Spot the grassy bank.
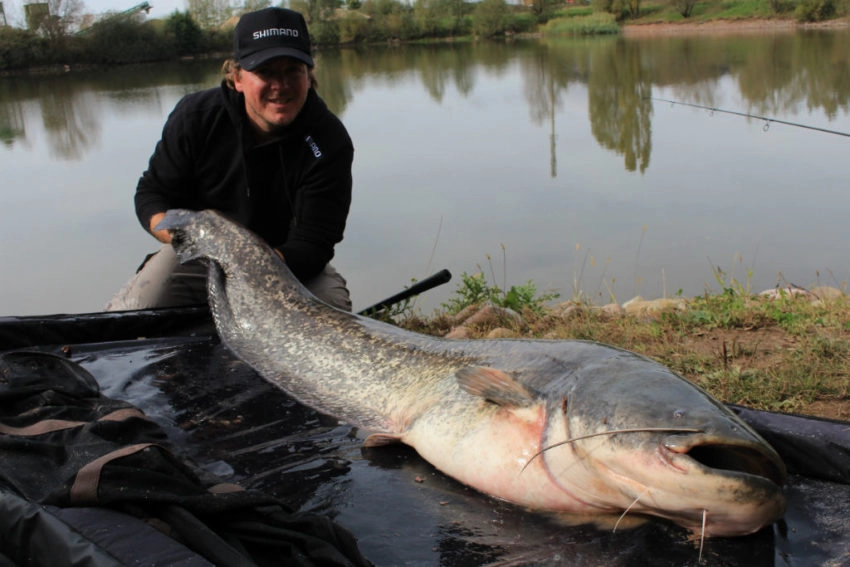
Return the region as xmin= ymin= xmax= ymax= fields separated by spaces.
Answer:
xmin=395 ymin=279 xmax=850 ymax=422
xmin=543 ymin=0 xmax=850 ymax=36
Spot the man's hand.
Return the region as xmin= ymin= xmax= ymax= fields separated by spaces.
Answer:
xmin=149 ymin=212 xmax=172 ymax=244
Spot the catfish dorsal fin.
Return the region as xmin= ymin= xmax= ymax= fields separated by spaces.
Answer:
xmin=456 ymin=366 xmax=535 ymax=407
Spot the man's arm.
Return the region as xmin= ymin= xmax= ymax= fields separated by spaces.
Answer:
xmin=135 ymin=93 xmax=204 ymax=243
xmin=148 ymin=211 xmax=172 ymax=244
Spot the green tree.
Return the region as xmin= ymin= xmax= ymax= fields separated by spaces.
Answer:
xmin=336 ymin=9 xmax=370 ymax=42
xmin=187 ymin=0 xmax=232 ymax=29
xmin=529 ymin=0 xmax=562 ymax=17
xmin=361 ymin=0 xmax=415 ymax=40
xmin=292 ymin=0 xmax=342 ymax=23
xmin=472 ymin=0 xmax=507 ymax=37
xmin=592 ymin=0 xmax=632 ymax=20
xmin=85 ymin=18 xmax=171 ymax=63
xmin=413 ymin=0 xmax=441 ymax=36
xmin=624 ymin=0 xmax=640 ymax=18
xmin=795 ymin=0 xmax=835 ymax=21
xmin=243 ymin=0 xmax=271 ymax=11
xmin=673 ymin=0 xmax=696 ymax=17
xmin=445 ymin=0 xmax=465 ymax=33
xmin=0 ymin=26 xmax=46 ymax=69
xmin=165 ymin=11 xmax=203 ymax=55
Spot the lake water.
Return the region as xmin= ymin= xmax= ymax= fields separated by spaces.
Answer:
xmin=2 ymin=30 xmax=849 ymax=316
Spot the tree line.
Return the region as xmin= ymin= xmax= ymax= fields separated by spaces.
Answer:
xmin=3 ymin=0 xmax=846 ymax=72
xmin=0 ymin=0 xmax=553 ymax=71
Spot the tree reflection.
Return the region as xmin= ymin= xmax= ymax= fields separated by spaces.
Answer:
xmin=738 ymin=31 xmax=850 ymax=120
xmin=0 ymin=79 xmax=31 ymax=149
xmin=314 ymin=49 xmax=356 ymax=116
xmin=38 ymin=79 xmax=100 ymax=161
xmin=588 ymin=38 xmax=652 ymax=173
xmin=0 ymin=98 xmax=27 ymax=149
xmin=521 ymin=39 xmax=598 ymax=178
xmin=2 ymin=32 xmax=849 ymax=166
xmin=522 ymin=43 xmax=565 ymax=178
xmin=0 ymin=60 xmax=224 ymax=161
xmin=640 ymin=31 xmax=850 ymax=128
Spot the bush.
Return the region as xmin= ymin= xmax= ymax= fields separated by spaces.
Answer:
xmin=84 ymin=20 xmax=173 ymax=63
xmin=542 ymin=12 xmax=619 ymax=34
xmin=794 ymin=0 xmax=836 ymax=20
xmin=0 ymin=28 xmax=47 ymax=70
xmin=311 ymin=20 xmax=341 ymax=45
xmin=591 ymin=0 xmax=630 ymax=20
xmin=441 ymin=272 xmax=559 ymax=315
xmin=505 ymin=12 xmax=538 ymax=33
xmin=673 ymin=0 xmax=698 ymax=17
xmin=337 ymin=11 xmax=372 ymax=43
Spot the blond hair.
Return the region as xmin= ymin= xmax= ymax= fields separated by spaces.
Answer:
xmin=221 ymin=58 xmax=318 ymax=90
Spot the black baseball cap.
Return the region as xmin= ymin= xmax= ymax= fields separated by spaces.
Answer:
xmin=234 ymin=8 xmax=313 ymax=70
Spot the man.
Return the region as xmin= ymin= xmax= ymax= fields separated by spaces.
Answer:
xmin=106 ymin=7 xmax=354 ymax=312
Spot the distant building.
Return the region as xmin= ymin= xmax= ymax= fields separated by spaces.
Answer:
xmin=24 ymin=2 xmax=49 ymax=31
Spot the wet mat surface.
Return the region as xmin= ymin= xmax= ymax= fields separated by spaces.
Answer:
xmin=2 ymin=307 xmax=849 ymax=567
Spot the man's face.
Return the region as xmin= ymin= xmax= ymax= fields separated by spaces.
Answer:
xmin=234 ymin=57 xmax=310 ymax=137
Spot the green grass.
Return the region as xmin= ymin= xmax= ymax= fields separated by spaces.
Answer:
xmin=394 ymin=272 xmax=850 ymax=419
xmin=629 ymin=0 xmax=790 ymax=23
xmin=542 ymin=12 xmax=621 ymax=35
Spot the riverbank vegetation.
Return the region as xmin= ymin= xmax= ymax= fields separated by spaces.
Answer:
xmin=391 ymin=271 xmax=850 ymax=423
xmin=2 ymin=0 xmax=848 ymax=72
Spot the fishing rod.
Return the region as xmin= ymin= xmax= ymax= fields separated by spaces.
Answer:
xmin=647 ymin=97 xmax=850 ymax=138
xmin=358 ymin=269 xmax=452 ymax=316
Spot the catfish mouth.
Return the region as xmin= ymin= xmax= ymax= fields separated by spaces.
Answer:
xmin=665 ymin=437 xmax=786 ymax=487
xmin=650 ymin=437 xmax=787 ymax=535
xmin=686 ymin=443 xmax=786 ymax=486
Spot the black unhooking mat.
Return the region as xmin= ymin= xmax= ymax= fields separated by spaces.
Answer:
xmin=0 ymin=350 xmax=372 ymax=567
xmin=2 ymin=308 xmax=850 ymax=566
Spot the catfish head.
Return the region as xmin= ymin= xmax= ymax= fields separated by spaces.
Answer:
xmin=533 ymin=355 xmax=786 ymax=537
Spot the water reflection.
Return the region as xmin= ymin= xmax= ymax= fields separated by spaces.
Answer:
xmin=0 ymin=79 xmax=31 ymax=149
xmin=0 ymin=61 xmax=224 ymax=159
xmin=588 ymin=38 xmax=653 ymax=172
xmin=1 ymin=32 xmax=849 ymax=316
xmin=40 ymin=79 xmax=100 ymax=160
xmin=3 ymin=32 xmax=848 ymax=165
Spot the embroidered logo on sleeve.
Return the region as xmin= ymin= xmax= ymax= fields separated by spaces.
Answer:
xmin=304 ymin=135 xmax=322 ymax=159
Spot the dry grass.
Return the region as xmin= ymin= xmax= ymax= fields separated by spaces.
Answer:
xmin=398 ymin=290 xmax=850 ymax=421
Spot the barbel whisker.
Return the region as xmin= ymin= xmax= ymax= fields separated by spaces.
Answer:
xmin=698 ymin=509 xmax=707 ymax=563
xmin=613 ymin=489 xmax=648 ymax=533
xmin=521 ymin=427 xmax=703 ymax=473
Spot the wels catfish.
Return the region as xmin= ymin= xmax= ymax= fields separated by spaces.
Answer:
xmin=158 ymin=209 xmax=786 ymax=537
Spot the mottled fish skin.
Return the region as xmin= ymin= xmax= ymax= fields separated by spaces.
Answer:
xmin=158 ymin=209 xmax=787 ymax=537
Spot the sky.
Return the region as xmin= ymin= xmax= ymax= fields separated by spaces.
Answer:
xmin=98 ymin=0 xmax=186 ymax=19
xmin=2 ymin=0 xmax=187 ymax=26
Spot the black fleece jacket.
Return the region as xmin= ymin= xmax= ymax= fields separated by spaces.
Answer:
xmin=135 ymin=81 xmax=353 ymax=282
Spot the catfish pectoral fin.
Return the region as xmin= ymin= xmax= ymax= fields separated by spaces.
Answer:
xmin=456 ymin=366 xmax=536 ymax=407
xmin=363 ymin=433 xmax=404 ymax=447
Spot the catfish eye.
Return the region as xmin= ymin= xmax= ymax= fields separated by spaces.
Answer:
xmin=673 ymin=410 xmax=685 ymax=419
